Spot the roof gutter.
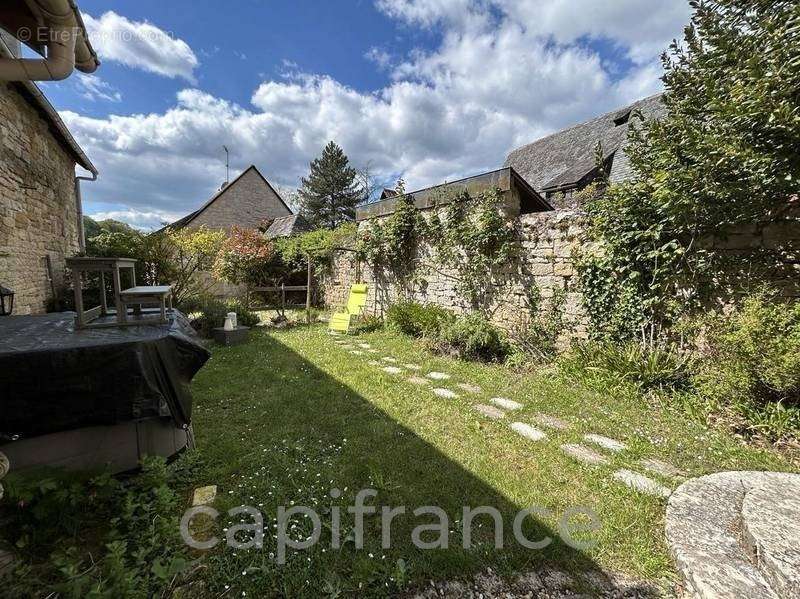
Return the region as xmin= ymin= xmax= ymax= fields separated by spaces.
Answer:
xmin=0 ymin=0 xmax=99 ymax=81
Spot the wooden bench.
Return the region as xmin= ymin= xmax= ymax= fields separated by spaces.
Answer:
xmin=119 ymin=286 xmax=173 ymax=324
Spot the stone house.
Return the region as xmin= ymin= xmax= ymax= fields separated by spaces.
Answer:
xmin=168 ymin=164 xmax=301 ymax=235
xmin=168 ymin=164 xmax=309 ymax=297
xmin=0 ymin=20 xmax=99 ymax=315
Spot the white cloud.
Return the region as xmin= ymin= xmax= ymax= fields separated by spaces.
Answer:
xmin=88 ymin=209 xmax=179 ymax=231
xmin=75 ymin=74 xmax=122 ymax=102
xmin=365 ymin=47 xmax=393 ymax=70
xmin=83 ymin=11 xmax=199 ymax=81
xmin=66 ymin=1 xmax=687 ymax=230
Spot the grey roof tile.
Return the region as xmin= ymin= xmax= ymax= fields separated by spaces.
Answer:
xmin=504 ymin=94 xmax=666 ymax=192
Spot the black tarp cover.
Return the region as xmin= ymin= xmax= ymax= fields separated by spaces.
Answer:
xmin=0 ymin=311 xmax=210 ymax=440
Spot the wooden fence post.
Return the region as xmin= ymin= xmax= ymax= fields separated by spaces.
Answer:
xmin=306 ymin=253 xmax=312 ymax=324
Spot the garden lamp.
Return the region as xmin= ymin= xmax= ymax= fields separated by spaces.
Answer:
xmin=0 ymin=285 xmax=14 ymax=316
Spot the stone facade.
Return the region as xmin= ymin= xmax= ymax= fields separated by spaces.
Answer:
xmin=0 ymin=82 xmax=81 ymax=315
xmin=185 ymin=166 xmax=291 ymax=230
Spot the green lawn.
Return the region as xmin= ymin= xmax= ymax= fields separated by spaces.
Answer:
xmin=187 ymin=323 xmax=797 ymax=597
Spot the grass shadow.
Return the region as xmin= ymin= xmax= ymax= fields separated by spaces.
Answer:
xmin=189 ymin=328 xmax=631 ymax=597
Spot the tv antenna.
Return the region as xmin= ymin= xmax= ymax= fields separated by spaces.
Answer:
xmin=223 ymin=145 xmax=230 ymax=184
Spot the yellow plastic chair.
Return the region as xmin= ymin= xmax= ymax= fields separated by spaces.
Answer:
xmin=329 ymin=284 xmax=368 ymax=333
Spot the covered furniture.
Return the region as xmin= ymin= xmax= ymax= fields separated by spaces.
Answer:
xmin=329 ymin=284 xmax=368 ymax=333
xmin=0 ymin=310 xmax=209 ymax=473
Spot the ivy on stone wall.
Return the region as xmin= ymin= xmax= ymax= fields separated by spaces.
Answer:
xmin=356 ymin=186 xmax=515 ymax=312
xmin=427 ymin=188 xmax=515 ymax=311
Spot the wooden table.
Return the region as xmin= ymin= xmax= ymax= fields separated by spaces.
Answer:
xmin=119 ymin=285 xmax=173 ymax=324
xmin=66 ymin=257 xmax=137 ymax=328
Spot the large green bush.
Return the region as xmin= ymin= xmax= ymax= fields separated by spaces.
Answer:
xmin=433 ymin=312 xmax=510 ymax=362
xmin=693 ymin=294 xmax=800 ymax=439
xmin=386 ymin=301 xmax=454 ymax=338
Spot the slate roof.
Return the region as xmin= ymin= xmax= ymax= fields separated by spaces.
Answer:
xmin=504 ymin=94 xmax=665 ymax=193
xmin=264 ymin=214 xmax=311 ymax=238
xmin=357 ymin=167 xmax=552 ymax=221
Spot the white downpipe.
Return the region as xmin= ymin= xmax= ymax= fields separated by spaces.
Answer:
xmin=75 ymin=171 xmax=97 ymax=251
xmin=0 ymin=24 xmax=76 ymax=81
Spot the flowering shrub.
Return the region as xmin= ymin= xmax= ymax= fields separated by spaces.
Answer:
xmin=214 ymin=226 xmax=280 ymax=287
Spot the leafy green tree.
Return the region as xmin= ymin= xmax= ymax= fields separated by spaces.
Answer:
xmin=583 ymin=0 xmax=800 ymax=340
xmin=298 ymin=141 xmax=363 ymax=229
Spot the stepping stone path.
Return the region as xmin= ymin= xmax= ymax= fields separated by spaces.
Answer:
xmin=403 ymin=363 xmax=421 ymax=370
xmin=427 ymin=372 xmax=451 ymax=380
xmin=613 ymin=469 xmax=672 ymax=498
xmin=474 ymin=404 xmax=505 ymax=420
xmin=457 ymin=383 xmax=482 ymax=394
xmin=490 ymin=397 xmax=522 ymax=411
xmin=533 ymin=413 xmax=570 ymax=431
xmin=511 ymin=422 xmax=547 ymax=442
xmin=560 ymin=444 xmax=609 ymax=466
xmin=639 ymin=457 xmax=683 ymax=479
xmin=382 ymin=366 xmax=403 ymax=375
xmin=358 ymin=343 xmax=371 ymax=349
xmin=382 ymin=357 xmax=398 ymax=363
xmin=584 ymin=433 xmax=627 ymax=452
xmin=433 ymin=388 xmax=458 ymax=399
xmin=408 ymin=376 xmax=430 ymax=386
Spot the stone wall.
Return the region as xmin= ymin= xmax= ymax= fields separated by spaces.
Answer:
xmin=322 ymin=204 xmax=799 ymax=345
xmin=323 ymin=209 xmax=591 ymax=345
xmin=0 ymin=83 xmax=80 ymax=315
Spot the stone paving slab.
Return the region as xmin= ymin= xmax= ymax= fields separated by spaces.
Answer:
xmin=433 ymin=388 xmax=458 ymax=399
xmin=490 ymin=397 xmax=522 ymax=410
xmin=350 ymin=350 xmax=364 ymax=355
xmin=382 ymin=366 xmax=403 ymax=375
xmin=560 ymin=444 xmax=609 ymax=466
xmin=742 ymin=475 xmax=800 ymax=597
xmin=584 ymin=434 xmax=627 ymax=452
xmin=613 ymin=469 xmax=672 ymax=498
xmin=192 ymin=485 xmax=218 ymax=506
xmin=408 ymin=376 xmax=430 ymax=385
xmin=358 ymin=343 xmax=371 ymax=349
xmin=427 ymin=372 xmax=451 ymax=380
xmin=368 ymin=360 xmax=381 ymax=366
xmin=533 ymin=413 xmax=570 ymax=430
xmin=510 ymin=422 xmax=547 ymax=442
xmin=367 ymin=348 xmax=380 ymax=353
xmin=382 ymin=357 xmax=398 ymax=363
xmin=403 ymin=363 xmax=421 ymax=370
xmin=458 ymin=383 xmax=482 ymax=394
xmin=639 ymin=458 xmax=683 ymax=479
xmin=665 ymin=471 xmax=799 ymax=599
xmin=474 ymin=404 xmax=505 ymax=420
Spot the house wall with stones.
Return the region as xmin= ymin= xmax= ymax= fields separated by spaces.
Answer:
xmin=189 ymin=168 xmax=291 ymax=230
xmin=0 ymin=82 xmax=80 ymax=315
xmin=322 ymin=204 xmax=799 ymax=345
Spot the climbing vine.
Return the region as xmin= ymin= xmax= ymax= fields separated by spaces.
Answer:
xmin=356 ymin=185 xmax=515 ymax=312
xmin=427 ymin=188 xmax=515 ymax=311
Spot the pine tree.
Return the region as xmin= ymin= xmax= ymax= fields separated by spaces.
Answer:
xmin=298 ymin=141 xmax=363 ymax=229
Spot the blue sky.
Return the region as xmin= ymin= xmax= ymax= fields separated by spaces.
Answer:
xmin=39 ymin=0 xmax=691 ymax=229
